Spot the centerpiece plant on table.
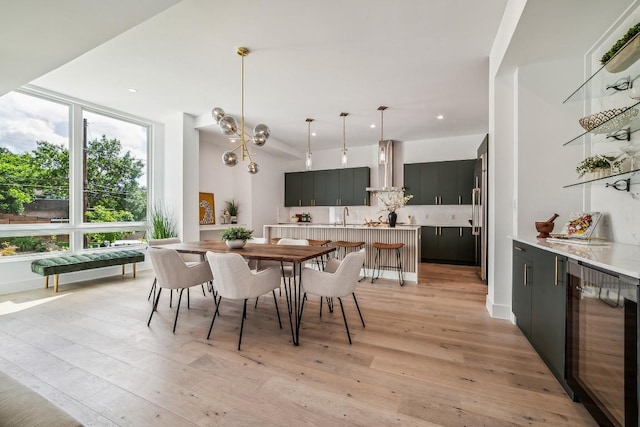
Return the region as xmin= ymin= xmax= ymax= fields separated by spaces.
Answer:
xmin=220 ymin=226 xmax=253 ymax=248
xmin=374 ymin=188 xmax=413 ymax=228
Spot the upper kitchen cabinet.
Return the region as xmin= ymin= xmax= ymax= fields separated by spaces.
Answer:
xmin=404 ymin=159 xmax=475 ymax=205
xmin=284 ymin=167 xmax=369 ymax=207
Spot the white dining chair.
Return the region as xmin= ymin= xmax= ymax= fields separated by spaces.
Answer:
xmin=147 ymin=247 xmax=214 ymax=333
xmin=206 ymin=252 xmax=283 ymax=350
xmin=147 ymin=237 xmax=208 ymax=302
xmin=299 ymin=250 xmax=366 ymax=344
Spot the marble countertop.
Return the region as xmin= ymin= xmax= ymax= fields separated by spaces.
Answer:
xmin=512 ymin=234 xmax=640 ymax=279
xmin=270 ymin=223 xmax=421 ymax=230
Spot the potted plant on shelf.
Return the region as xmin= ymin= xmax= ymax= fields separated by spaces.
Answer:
xmin=220 ymin=226 xmax=253 ymax=248
xmin=576 ymin=155 xmax=622 ymax=179
xmin=601 ymin=22 xmax=640 ymax=73
xmin=225 ymin=199 xmax=240 ymax=224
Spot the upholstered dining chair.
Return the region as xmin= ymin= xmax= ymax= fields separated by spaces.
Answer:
xmin=147 ymin=247 xmax=214 ymax=333
xmin=255 ymin=238 xmax=309 ymax=307
xmin=299 ymin=249 xmax=366 ymax=344
xmin=147 ymin=237 xmax=208 ymax=302
xmin=206 ymin=252 xmax=283 ymax=350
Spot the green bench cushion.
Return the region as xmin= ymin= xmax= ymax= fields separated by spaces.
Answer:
xmin=31 ymin=250 xmax=145 ymax=276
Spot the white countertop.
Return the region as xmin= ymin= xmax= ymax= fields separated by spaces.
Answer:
xmin=512 ymin=234 xmax=640 ymax=279
xmin=270 ymin=223 xmax=421 ymax=230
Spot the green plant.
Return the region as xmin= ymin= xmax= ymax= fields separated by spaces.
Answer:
xmin=576 ymin=155 xmax=622 ymax=177
xmin=220 ymin=226 xmax=253 ymax=241
xmin=149 ymin=203 xmax=178 ymax=239
xmin=0 ymin=242 xmax=18 ymax=256
xmin=225 ymin=199 xmax=240 ymax=216
xmin=601 ymin=22 xmax=640 ymax=65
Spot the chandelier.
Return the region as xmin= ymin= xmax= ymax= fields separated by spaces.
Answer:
xmin=212 ymin=47 xmax=269 ymax=174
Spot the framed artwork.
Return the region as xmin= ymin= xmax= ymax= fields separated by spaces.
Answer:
xmin=199 ymin=192 xmax=215 ymax=225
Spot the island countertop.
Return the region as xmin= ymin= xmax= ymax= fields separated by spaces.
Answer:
xmin=264 ymin=224 xmax=421 ymax=282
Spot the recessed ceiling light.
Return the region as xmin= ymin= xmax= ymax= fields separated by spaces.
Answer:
xmin=370 ymin=124 xmax=376 ymax=128
xmin=311 ymin=132 xmax=317 ymax=136
xmin=230 ymin=139 xmax=236 ymax=143
xmin=128 ymin=88 xmax=138 ymax=93
xmin=436 ymin=114 xmax=444 ymax=120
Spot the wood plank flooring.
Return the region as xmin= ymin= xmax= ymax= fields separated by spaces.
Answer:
xmin=0 ymin=263 xmax=597 ymax=426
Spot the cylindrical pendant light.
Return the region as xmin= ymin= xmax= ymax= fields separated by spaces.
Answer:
xmin=305 ymin=118 xmax=314 ymax=170
xmin=340 ymin=112 xmax=349 ymax=168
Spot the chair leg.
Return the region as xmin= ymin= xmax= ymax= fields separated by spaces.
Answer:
xmin=272 ymin=290 xmax=282 ymax=329
xmin=207 ymin=295 xmax=222 ymax=339
xmin=170 ymin=289 xmax=173 ymax=307
xmin=396 ymin=248 xmax=405 ymax=286
xmin=173 ymin=288 xmax=184 ymax=333
xmin=201 ymin=283 xmax=206 ymax=296
xmin=147 ymin=278 xmax=157 ymax=301
xmin=353 ymin=293 xmax=365 ymax=327
xmin=319 ymin=295 xmax=322 ymax=318
xmin=238 ymin=299 xmax=248 ymax=351
xmin=187 ymin=287 xmax=190 ymax=309
xmin=337 ymin=297 xmax=352 ymax=345
xmin=254 ymin=297 xmax=259 ymax=309
xmin=371 ymin=249 xmax=380 ymax=283
xmin=147 ymin=288 xmax=162 ymax=327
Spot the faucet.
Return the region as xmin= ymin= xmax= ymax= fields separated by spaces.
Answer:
xmin=343 ymin=206 xmax=349 ymax=226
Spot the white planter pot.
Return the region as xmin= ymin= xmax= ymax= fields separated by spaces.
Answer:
xmin=225 ymin=239 xmax=246 ymax=249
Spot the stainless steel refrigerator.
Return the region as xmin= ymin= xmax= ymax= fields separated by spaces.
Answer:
xmin=472 ymin=135 xmax=488 ymax=282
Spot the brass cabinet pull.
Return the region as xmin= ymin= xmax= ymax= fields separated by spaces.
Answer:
xmin=554 ymin=256 xmax=559 ymax=286
xmin=524 ymin=263 xmax=528 ymax=286
xmin=299 ymin=200 xmax=302 ymax=207
xmin=459 ymin=227 xmax=463 ymax=237
xmin=434 ymin=227 xmax=438 ymax=236
xmin=458 ymin=195 xmax=462 ymax=204
xmin=435 ymin=196 xmax=438 ymax=204
xmin=514 ymin=246 xmax=524 ymax=252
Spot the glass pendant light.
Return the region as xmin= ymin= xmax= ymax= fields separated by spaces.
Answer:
xmin=340 ymin=112 xmax=349 ymax=168
xmin=378 ymin=106 xmax=388 ymax=164
xmin=305 ymin=118 xmax=313 ymax=170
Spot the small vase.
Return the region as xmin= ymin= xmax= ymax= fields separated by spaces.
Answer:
xmin=225 ymin=239 xmax=246 ymax=249
xmin=388 ymin=211 xmax=397 ymax=228
xmin=230 ymin=216 xmax=237 ymax=224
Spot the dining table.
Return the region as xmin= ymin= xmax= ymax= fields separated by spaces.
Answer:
xmin=154 ymin=240 xmax=335 ymax=346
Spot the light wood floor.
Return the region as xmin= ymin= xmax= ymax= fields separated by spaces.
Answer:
xmin=0 ymin=264 xmax=597 ymax=426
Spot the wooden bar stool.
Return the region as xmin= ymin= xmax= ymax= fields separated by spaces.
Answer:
xmin=334 ymin=241 xmax=366 ymax=281
xmin=371 ymin=242 xmax=405 ymax=286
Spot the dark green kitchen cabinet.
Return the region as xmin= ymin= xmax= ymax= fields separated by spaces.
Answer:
xmin=512 ymin=241 xmax=571 ymax=397
xmin=421 ymin=226 xmax=476 ymax=265
xmin=284 ymin=167 xmax=369 ymax=207
xmin=404 ymin=159 xmax=475 ymax=205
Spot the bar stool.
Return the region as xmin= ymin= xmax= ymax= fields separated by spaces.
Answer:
xmin=307 ymin=239 xmax=332 ymax=270
xmin=371 ymin=242 xmax=405 ymax=286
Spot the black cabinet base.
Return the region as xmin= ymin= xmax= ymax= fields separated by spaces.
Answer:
xmin=421 ymin=258 xmax=478 ymax=266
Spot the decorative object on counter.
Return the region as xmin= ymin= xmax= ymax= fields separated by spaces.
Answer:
xmin=601 ymin=23 xmax=640 ymax=72
xmin=212 ymin=47 xmax=269 ymax=174
xmin=374 ymin=188 xmax=413 ymax=228
xmin=578 ymin=107 xmax=638 ymax=134
xmin=575 ymin=155 xmax=622 ymax=178
xmin=535 ymin=213 xmax=558 ymax=238
xmin=305 ymin=118 xmax=314 ymax=170
xmin=340 ymin=112 xmax=349 ymax=168
xmin=198 ymin=192 xmax=215 ymax=225
xmin=221 ymin=226 xmax=254 ymax=248
xmin=555 ymin=212 xmax=603 ymax=240
xmin=225 ymin=199 xmax=239 ymax=224
xmin=149 ymin=203 xmax=178 ymax=239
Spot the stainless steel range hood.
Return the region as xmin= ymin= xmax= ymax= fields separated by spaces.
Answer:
xmin=366 ymin=139 xmax=402 ymax=192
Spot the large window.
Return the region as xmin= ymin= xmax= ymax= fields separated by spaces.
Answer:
xmin=0 ymin=89 xmax=150 ymax=257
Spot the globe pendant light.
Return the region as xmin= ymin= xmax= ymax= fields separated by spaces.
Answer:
xmin=305 ymin=118 xmax=314 ymax=170
xmin=212 ymin=47 xmax=269 ymax=174
xmin=340 ymin=112 xmax=349 ymax=168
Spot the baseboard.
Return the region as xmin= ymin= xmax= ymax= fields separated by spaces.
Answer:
xmin=485 ymin=295 xmax=511 ymax=319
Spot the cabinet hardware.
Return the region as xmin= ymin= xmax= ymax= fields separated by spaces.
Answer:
xmin=434 ymin=227 xmax=438 ymax=236
xmin=364 ymin=197 xmax=367 ymax=205
xmin=524 ymin=264 xmax=528 ymax=286
xmin=299 ymin=200 xmax=301 ymax=207
xmin=514 ymin=246 xmax=524 ymax=252
xmin=459 ymin=227 xmax=463 ymax=237
xmin=554 ymin=256 xmax=559 ymax=286
xmin=576 ymin=286 xmax=586 ymax=293
xmin=458 ymin=195 xmax=461 ymax=204
xmin=435 ymin=196 xmax=438 ymax=204
xmin=336 ymin=199 xmax=339 ymax=206
xmin=439 ymin=196 xmax=442 ymax=205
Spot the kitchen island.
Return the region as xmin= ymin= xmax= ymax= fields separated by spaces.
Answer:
xmin=264 ymin=224 xmax=421 ymax=282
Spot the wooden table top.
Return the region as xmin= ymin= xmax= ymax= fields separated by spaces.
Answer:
xmin=155 ymin=240 xmax=335 ymax=263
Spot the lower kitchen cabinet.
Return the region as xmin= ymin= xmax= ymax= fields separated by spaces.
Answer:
xmin=512 ymin=241 xmax=572 ymax=397
xmin=421 ymin=226 xmax=476 ymax=265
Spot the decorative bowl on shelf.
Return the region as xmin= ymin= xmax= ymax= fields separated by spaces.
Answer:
xmin=578 ymin=107 xmax=638 ymax=134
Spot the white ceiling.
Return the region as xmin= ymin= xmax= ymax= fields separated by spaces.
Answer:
xmin=3 ymin=0 xmax=508 ymax=155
